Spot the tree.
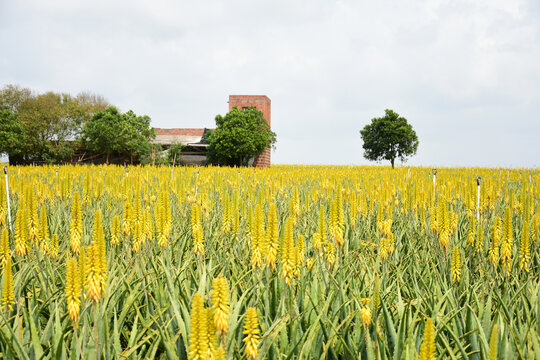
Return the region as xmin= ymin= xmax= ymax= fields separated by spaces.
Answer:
xmin=17 ymin=92 xmax=74 ymax=160
xmin=59 ymin=92 xmax=111 ymax=139
xmin=74 ymin=91 xmax=110 ymax=123
xmin=140 ymin=144 xmax=168 ymax=166
xmin=167 ymin=143 xmax=184 ymax=165
xmin=121 ymin=110 xmax=155 ymax=161
xmin=360 ymin=109 xmax=418 ymax=168
xmin=0 ymin=84 xmax=33 ymax=113
xmin=82 ymin=106 xmax=155 ymax=164
xmin=1 ymin=84 xmax=113 ymax=164
xmin=0 ymin=110 xmax=26 ymax=161
xmin=206 ymin=106 xmax=276 ymax=167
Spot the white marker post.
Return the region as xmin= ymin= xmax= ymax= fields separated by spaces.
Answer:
xmin=432 ymin=169 xmax=437 ymax=189
xmin=476 ymin=177 xmax=481 ymax=221
xmin=4 ymin=166 xmax=12 ymax=233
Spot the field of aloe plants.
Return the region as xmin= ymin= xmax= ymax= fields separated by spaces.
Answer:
xmin=0 ymin=164 xmax=538 ymax=359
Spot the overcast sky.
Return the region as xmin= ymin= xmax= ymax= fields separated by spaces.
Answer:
xmin=1 ymin=0 xmax=539 ymax=167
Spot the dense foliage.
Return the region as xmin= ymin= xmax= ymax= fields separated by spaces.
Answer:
xmin=0 ymin=110 xmax=25 ymax=159
xmin=206 ymin=106 xmax=276 ymax=167
xmin=1 ymin=84 xmax=155 ymax=165
xmin=82 ymin=107 xmax=155 ymax=164
xmin=360 ymin=109 xmax=419 ymax=168
xmin=0 ymin=165 xmax=538 ymax=359
xmin=0 ymin=85 xmax=111 ymax=164
xmin=167 ymin=143 xmax=185 ymax=165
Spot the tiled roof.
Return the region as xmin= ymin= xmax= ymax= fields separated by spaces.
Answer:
xmin=154 ymin=128 xmax=209 ymax=136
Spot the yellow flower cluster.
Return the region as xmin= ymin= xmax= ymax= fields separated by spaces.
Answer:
xmin=243 ymin=307 xmax=261 ymax=360
xmin=191 ymin=205 xmax=204 ymax=256
xmin=1 ymin=256 xmax=14 ymax=310
xmin=418 ymin=317 xmax=436 ymax=360
xmin=188 ymin=276 xmax=231 ymax=359
xmin=86 ymin=210 xmax=107 ymax=302
xmin=65 ymin=257 xmax=82 ymax=323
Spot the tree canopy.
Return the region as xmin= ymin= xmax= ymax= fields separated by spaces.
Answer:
xmin=0 ymin=109 xmax=26 ymax=159
xmin=82 ymin=106 xmax=155 ymax=164
xmin=0 ymin=84 xmax=111 ymax=163
xmin=206 ymin=106 xmax=276 ymax=167
xmin=167 ymin=143 xmax=184 ymax=165
xmin=360 ymin=109 xmax=419 ymax=168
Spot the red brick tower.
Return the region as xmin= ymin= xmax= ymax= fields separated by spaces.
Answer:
xmin=228 ymin=95 xmax=271 ymax=168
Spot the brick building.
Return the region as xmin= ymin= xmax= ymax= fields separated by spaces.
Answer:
xmin=152 ymin=95 xmax=272 ymax=167
xmin=152 ymin=128 xmax=212 ymax=165
xmin=228 ymin=95 xmax=271 ymax=168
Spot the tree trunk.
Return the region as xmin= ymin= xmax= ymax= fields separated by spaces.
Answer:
xmin=106 ymin=153 xmax=110 ymax=165
xmin=391 ymin=158 xmax=395 ymax=169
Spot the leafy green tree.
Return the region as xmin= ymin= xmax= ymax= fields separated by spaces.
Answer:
xmin=121 ymin=110 xmax=155 ymax=160
xmin=73 ymin=91 xmax=110 ymax=123
xmin=57 ymin=92 xmax=110 ymax=139
xmin=1 ymin=84 xmax=112 ymax=163
xmin=2 ymin=85 xmax=108 ymax=128
xmin=17 ymin=92 xmax=74 ymax=159
xmin=82 ymin=107 xmax=120 ymax=163
xmin=206 ymin=106 xmax=276 ymax=167
xmin=83 ymin=107 xmax=155 ymax=164
xmin=360 ymin=109 xmax=419 ymax=168
xmin=167 ymin=143 xmax=184 ymax=165
xmin=0 ymin=109 xmax=26 ymax=162
xmin=0 ymin=84 xmax=32 ymax=113
xmin=140 ymin=144 xmax=169 ymax=166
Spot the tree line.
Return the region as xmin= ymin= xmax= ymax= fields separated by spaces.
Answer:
xmin=2 ymin=84 xmax=419 ymax=168
xmin=0 ymin=84 xmax=155 ymax=165
xmin=0 ymin=84 xmax=278 ymax=167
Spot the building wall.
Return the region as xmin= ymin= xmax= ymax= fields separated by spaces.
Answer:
xmin=152 ymin=135 xmax=203 ymax=146
xmin=228 ymin=95 xmax=272 ymax=168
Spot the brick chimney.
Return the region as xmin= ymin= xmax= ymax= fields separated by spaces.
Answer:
xmin=228 ymin=95 xmax=271 ymax=168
